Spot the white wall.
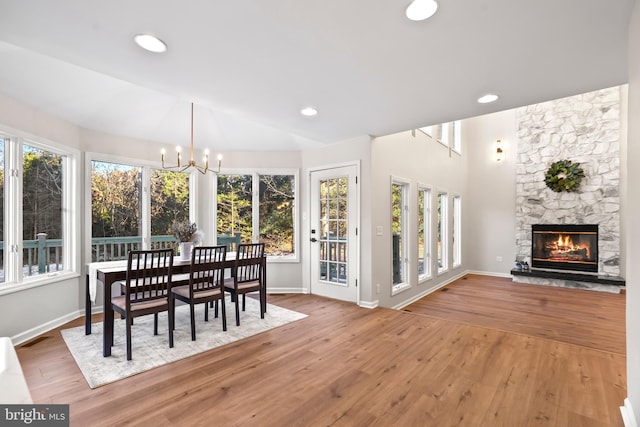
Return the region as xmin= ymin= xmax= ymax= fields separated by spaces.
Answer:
xmin=464 ymin=110 xmax=518 ymax=275
xmin=371 ymin=130 xmax=468 ymax=308
xmin=625 ymin=0 xmax=640 ymax=422
xmin=300 ymin=136 xmax=374 ymax=304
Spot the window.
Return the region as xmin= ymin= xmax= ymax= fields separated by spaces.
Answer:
xmin=452 ymin=120 xmax=462 ymax=153
xmin=22 ymin=144 xmax=65 ymax=277
xmin=91 ymin=161 xmax=142 ymax=262
xmin=418 ymin=186 xmax=432 ymax=281
xmin=423 ymin=121 xmax=461 ymax=152
xmin=259 ymin=175 xmax=295 ymax=256
xmin=453 ymin=195 xmax=461 ymax=267
xmin=216 ymin=174 xmax=253 ymax=251
xmin=151 ymin=169 xmax=190 ymax=248
xmin=90 ymin=160 xmax=192 ymax=262
xmin=392 ymin=180 xmax=409 ymax=292
xmin=1 ymin=133 xmax=77 ymax=288
xmin=437 ymin=192 xmax=448 ymax=274
xmin=439 ymin=122 xmax=450 ymax=146
xmin=216 ymin=171 xmax=297 ymax=258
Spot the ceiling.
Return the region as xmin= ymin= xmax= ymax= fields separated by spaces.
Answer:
xmin=0 ymin=0 xmax=634 ymax=152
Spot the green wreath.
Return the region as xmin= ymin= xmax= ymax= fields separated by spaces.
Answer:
xmin=544 ymin=160 xmax=585 ymax=192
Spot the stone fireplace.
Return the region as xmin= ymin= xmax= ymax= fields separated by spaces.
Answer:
xmin=514 ymin=87 xmax=622 ymax=291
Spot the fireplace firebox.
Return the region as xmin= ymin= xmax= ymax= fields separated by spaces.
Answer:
xmin=531 ymin=224 xmax=598 ymax=273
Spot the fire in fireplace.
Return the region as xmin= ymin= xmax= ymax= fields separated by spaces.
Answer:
xmin=531 ymin=224 xmax=598 ymax=273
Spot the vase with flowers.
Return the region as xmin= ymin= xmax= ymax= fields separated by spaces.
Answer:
xmin=171 ymin=220 xmax=203 ymax=260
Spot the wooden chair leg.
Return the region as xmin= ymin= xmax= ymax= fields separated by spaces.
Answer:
xmin=235 ymin=294 xmax=240 ymax=326
xmin=242 ymin=294 xmax=246 ymax=311
xmin=154 ymin=313 xmax=159 ymax=335
xmin=221 ymin=297 xmax=227 ymax=331
xmin=214 ymin=300 xmax=219 ymax=318
xmin=190 ymin=303 xmax=196 ymax=341
xmin=169 ymin=302 xmax=174 ymax=349
xmin=126 ymin=316 xmax=133 ymax=361
xmin=205 ymin=302 xmax=209 ymax=322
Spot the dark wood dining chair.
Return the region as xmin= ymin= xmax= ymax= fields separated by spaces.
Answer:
xmin=170 ymin=245 xmax=228 ymax=340
xmin=111 ymin=248 xmax=174 ymax=361
xmin=224 ymin=243 xmax=265 ymax=326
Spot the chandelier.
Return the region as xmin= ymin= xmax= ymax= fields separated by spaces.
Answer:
xmin=161 ymin=102 xmax=222 ymax=174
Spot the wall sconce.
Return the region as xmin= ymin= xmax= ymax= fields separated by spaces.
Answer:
xmin=496 ymin=139 xmax=504 ymax=162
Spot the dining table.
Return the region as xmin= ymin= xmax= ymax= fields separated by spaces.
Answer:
xmin=85 ymin=254 xmax=266 ymax=357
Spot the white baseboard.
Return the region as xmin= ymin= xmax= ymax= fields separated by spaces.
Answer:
xmin=267 ymin=287 xmax=307 ymax=294
xmin=466 ymin=269 xmax=513 ymax=278
xmin=393 ymin=270 xmax=468 ymax=310
xmin=621 ymin=398 xmax=638 ymax=427
xmin=12 ymin=309 xmax=84 ymax=346
xmin=359 ymin=299 xmax=378 ymax=309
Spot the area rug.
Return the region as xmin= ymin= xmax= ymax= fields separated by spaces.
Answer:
xmin=61 ymin=297 xmax=307 ymax=388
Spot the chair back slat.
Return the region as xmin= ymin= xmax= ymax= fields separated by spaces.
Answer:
xmin=234 ymin=243 xmax=264 ymax=283
xmin=125 ymin=249 xmax=173 ymax=306
xmin=189 ymin=246 xmax=227 ymax=295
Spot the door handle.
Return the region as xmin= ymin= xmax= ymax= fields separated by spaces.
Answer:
xmin=310 ymin=238 xmax=318 ymax=242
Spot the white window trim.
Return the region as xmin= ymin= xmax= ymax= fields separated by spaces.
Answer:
xmin=417 ymin=183 xmax=432 ymax=284
xmin=391 ymin=176 xmax=411 ymax=295
xmin=437 ymin=190 xmax=449 ymax=275
xmin=0 ymin=127 xmax=80 ymax=292
xmin=452 ymin=195 xmax=462 ymax=268
xmin=452 ymin=120 xmax=462 ymax=154
xmin=85 ymin=152 xmax=198 ymax=262
xmin=212 ymin=167 xmax=300 ymax=263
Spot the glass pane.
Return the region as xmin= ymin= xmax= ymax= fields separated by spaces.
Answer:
xmin=0 ymin=139 xmax=4 ymax=283
xmin=150 ymin=169 xmax=190 ymax=251
xmin=437 ymin=192 xmax=448 ymax=272
xmin=91 ymin=161 xmax=142 ymax=262
xmin=392 ymin=183 xmax=404 ymax=285
xmin=418 ymin=188 xmax=431 ymax=279
xmin=259 ymin=174 xmax=294 ymax=256
xmin=418 ymin=190 xmax=425 ymax=277
xmin=318 ymin=177 xmax=348 ymax=285
xmin=217 ymin=174 xmax=252 ymax=251
xmin=23 ymin=145 xmax=64 ymax=276
xmin=453 ymin=196 xmax=461 ymax=266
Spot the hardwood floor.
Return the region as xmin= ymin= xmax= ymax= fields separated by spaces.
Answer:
xmin=16 ymin=274 xmax=626 ymax=426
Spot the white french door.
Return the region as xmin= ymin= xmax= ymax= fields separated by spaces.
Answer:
xmin=309 ymin=165 xmax=358 ymax=303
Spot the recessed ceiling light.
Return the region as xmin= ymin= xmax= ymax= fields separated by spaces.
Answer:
xmin=406 ymin=0 xmax=438 ymax=21
xmin=301 ymin=107 xmax=318 ymax=116
xmin=477 ymin=94 xmax=499 ymax=104
xmin=134 ymin=34 xmax=167 ymax=53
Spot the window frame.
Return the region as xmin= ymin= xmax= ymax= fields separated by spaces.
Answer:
xmin=0 ymin=129 xmax=80 ymax=295
xmin=437 ymin=191 xmax=449 ymax=275
xmin=452 ymin=195 xmax=462 ymax=268
xmin=417 ymin=184 xmax=432 ymax=283
xmin=85 ymin=152 xmax=198 ymax=264
xmin=391 ymin=176 xmax=411 ymax=295
xmin=212 ymin=168 xmax=299 ymax=262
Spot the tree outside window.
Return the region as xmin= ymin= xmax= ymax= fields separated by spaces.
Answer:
xmin=22 ymin=145 xmax=64 ymax=276
xmin=217 ymin=172 xmax=296 ymax=257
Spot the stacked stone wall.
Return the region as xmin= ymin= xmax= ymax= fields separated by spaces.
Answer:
xmin=515 ymin=87 xmax=621 ymax=277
